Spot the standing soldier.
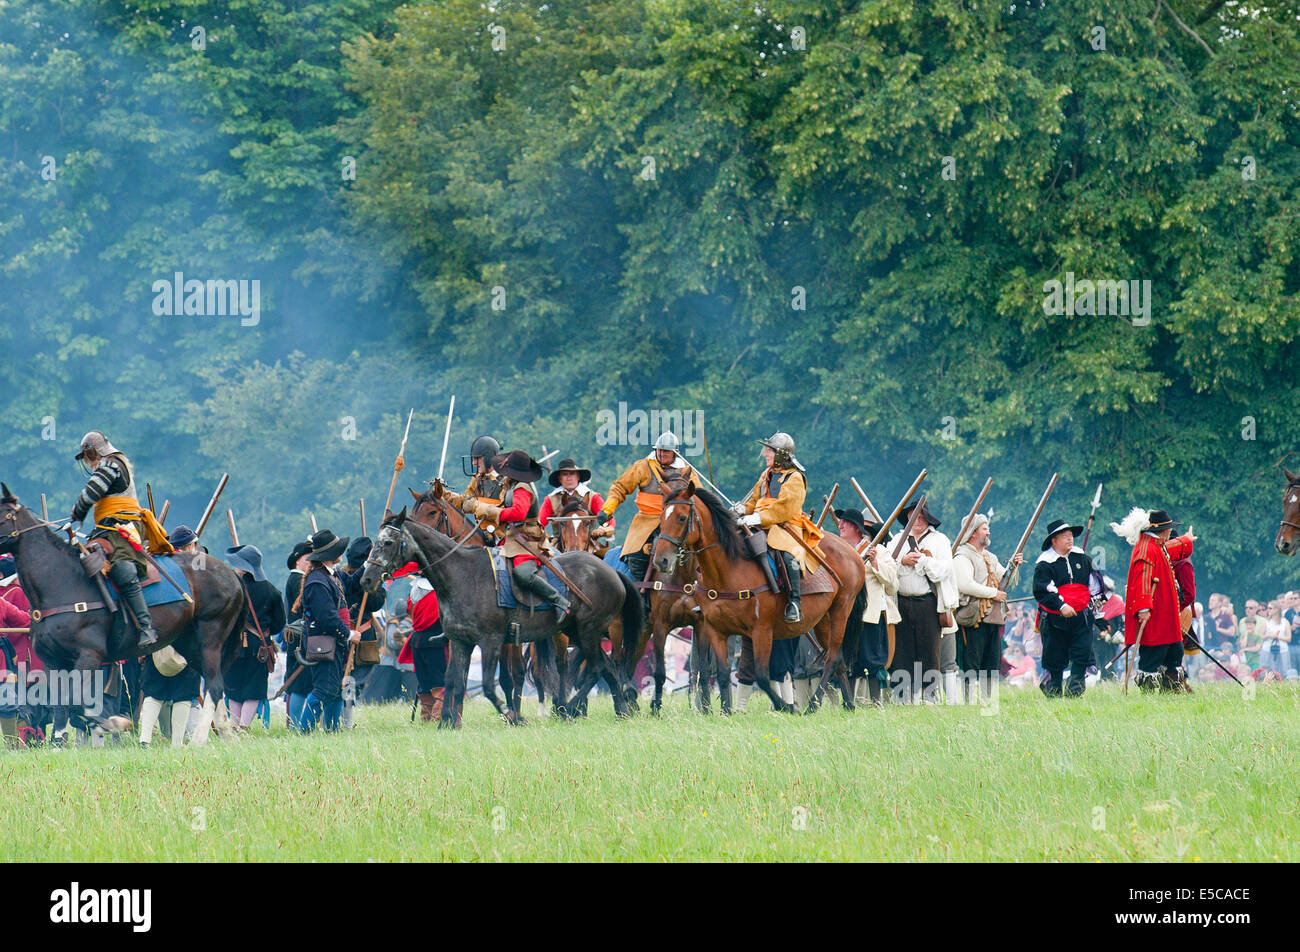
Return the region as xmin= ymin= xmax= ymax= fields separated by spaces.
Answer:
xmin=462 ymin=450 xmax=571 ymax=622
xmin=836 ymin=508 xmax=897 ymax=706
xmin=596 ymin=433 xmax=700 ymax=600
xmin=1111 ymin=509 xmax=1196 ymax=692
xmin=735 ymin=432 xmax=821 ymax=624
xmin=540 ymin=458 xmax=614 ymax=552
xmin=68 ymin=431 xmax=173 ymax=647
xmin=1032 ymin=519 xmax=1102 ymax=697
xmin=954 ymin=514 xmax=1022 ymax=701
xmin=891 ymin=500 xmax=952 ymax=703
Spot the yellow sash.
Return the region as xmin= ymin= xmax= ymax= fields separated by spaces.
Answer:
xmin=92 ymin=496 xmax=175 ymax=556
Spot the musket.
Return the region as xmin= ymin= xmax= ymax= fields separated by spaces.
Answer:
xmin=996 ymin=472 xmax=1058 ymax=594
xmin=858 ymin=469 xmax=928 ymax=555
xmin=146 ymin=483 xmax=156 ymax=517
xmin=435 ymin=401 xmax=452 ymax=483
xmin=158 ymin=500 xmax=170 ymax=525
xmin=1181 ymin=628 xmax=1244 ymax=686
xmin=815 ymin=483 xmax=840 ymax=530
xmin=40 ymin=493 xmax=48 ymax=521
xmin=359 ymin=499 xmax=367 ymax=538
xmin=849 ymin=478 xmax=883 ymax=523
xmin=226 ymin=509 xmax=239 ymax=547
xmin=951 ymin=477 xmax=994 ymax=555
xmin=194 ymin=473 xmax=229 ymax=538
xmin=1081 ymin=482 xmax=1103 ymax=551
xmin=890 ymin=493 xmax=928 ymax=561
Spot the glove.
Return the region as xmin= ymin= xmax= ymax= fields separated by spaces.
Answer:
xmin=730 ymin=502 xmax=747 ymax=516
xmin=592 ymin=524 xmax=614 ymax=538
xmin=739 ymin=513 xmax=762 ymax=528
xmin=596 ymin=510 xmax=612 ymax=526
xmin=70 ymin=500 xmax=89 ymax=523
xmin=475 ymin=503 xmax=502 ymax=523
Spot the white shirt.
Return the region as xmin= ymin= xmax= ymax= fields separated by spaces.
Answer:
xmin=860 ymin=546 xmax=900 ymax=625
xmin=895 ymin=528 xmax=953 ymax=598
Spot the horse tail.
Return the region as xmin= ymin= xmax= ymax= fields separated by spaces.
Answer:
xmin=617 ymin=571 xmax=644 ymax=666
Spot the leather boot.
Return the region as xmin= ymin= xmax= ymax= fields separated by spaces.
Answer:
xmin=868 ymin=676 xmax=884 ymax=707
xmin=512 ymin=561 xmax=571 ymax=623
xmin=1171 ymin=666 xmax=1193 ymax=694
xmin=417 ymin=691 xmax=436 ymax=722
xmin=1135 ymin=669 xmax=1160 ymax=693
xmin=779 ymin=552 xmax=802 ymax=624
xmin=430 ymin=688 xmax=445 ymax=720
xmin=109 ymin=560 xmax=158 ymax=648
xmin=624 ymin=550 xmax=653 ymax=615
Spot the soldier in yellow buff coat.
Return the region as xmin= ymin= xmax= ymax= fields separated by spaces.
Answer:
xmin=735 ymin=432 xmax=823 ymax=624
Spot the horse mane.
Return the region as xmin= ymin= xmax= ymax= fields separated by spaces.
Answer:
xmin=664 ymin=484 xmax=744 ymax=562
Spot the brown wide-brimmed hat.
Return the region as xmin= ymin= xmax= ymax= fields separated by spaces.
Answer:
xmin=306 ymin=529 xmax=349 ymax=563
xmin=548 ymin=458 xmax=592 ymax=487
xmin=497 ymin=450 xmax=544 ymax=484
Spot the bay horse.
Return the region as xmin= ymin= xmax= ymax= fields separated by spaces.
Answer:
xmin=0 ymin=485 xmax=244 ymax=740
xmin=1276 ymin=468 xmax=1300 ymax=555
xmin=411 ymin=482 xmax=577 ymax=719
xmin=651 ymin=484 xmax=864 ymax=714
xmin=360 ymin=508 xmax=642 ymax=726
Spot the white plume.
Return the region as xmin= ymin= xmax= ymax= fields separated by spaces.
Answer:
xmin=1109 ymin=506 xmax=1149 ymax=547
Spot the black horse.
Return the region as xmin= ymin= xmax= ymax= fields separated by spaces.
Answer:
xmin=360 ymin=508 xmax=642 ymax=726
xmin=0 ymin=485 xmax=246 ymax=739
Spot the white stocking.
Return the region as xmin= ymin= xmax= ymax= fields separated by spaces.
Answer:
xmin=170 ymin=701 xmax=192 ymax=748
xmin=138 ymin=697 xmax=163 ymax=745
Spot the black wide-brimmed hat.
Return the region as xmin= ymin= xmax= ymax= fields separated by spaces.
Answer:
xmin=548 ymin=458 xmax=592 ymax=487
xmin=834 ymin=508 xmax=867 ymax=535
xmin=286 ymin=539 xmax=312 ymax=570
xmin=898 ymin=500 xmax=941 ymax=528
xmin=1041 ymin=518 xmax=1084 ymax=550
xmin=168 ymin=525 xmax=198 ymax=548
xmin=1146 ymin=509 xmax=1179 ymax=532
xmin=225 ymin=544 xmax=268 ymax=582
xmin=345 ymin=536 xmax=372 ymax=568
xmin=497 ymin=449 xmax=543 ymax=483
xmin=306 ymin=529 xmax=349 ymax=563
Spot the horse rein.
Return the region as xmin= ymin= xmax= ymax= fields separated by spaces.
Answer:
xmin=1280 ymin=480 xmax=1300 ymax=534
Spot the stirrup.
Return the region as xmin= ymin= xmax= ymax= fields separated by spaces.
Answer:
xmin=784 ymin=601 xmax=802 ymax=624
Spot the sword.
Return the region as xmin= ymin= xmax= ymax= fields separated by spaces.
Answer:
xmin=691 ymin=468 xmax=738 ymax=510
xmin=435 ymin=400 xmax=452 ymax=483
xmin=506 ymin=532 xmax=594 ymax=609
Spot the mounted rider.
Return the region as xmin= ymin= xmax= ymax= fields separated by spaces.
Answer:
xmin=461 ymin=449 xmax=571 ymax=622
xmin=458 ymin=435 xmax=506 ymax=544
xmin=539 ymin=458 xmax=613 ymax=551
xmin=735 ymin=432 xmax=822 ymax=624
xmin=596 ymin=432 xmax=700 ymax=593
xmin=68 ymin=431 xmax=172 ymax=647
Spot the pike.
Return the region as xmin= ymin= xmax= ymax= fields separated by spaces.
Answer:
xmin=996 ymin=473 xmax=1059 ymax=594
xmin=1081 ymin=482 xmax=1103 ymax=551
xmin=951 ymin=477 xmax=994 ymax=554
xmin=849 ymin=478 xmax=883 ymax=523
xmin=815 ymin=483 xmax=840 ymax=530
xmin=226 ymin=509 xmax=239 ymax=547
xmin=858 ymin=470 xmax=927 ymax=555
xmin=194 ymin=473 xmax=229 ymax=538
xmin=347 ymin=407 xmax=416 ymax=683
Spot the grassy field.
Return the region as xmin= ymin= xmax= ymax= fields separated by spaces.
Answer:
xmin=3 ymin=682 xmax=1296 ymax=862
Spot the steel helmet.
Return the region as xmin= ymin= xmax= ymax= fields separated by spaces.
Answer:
xmin=461 ymin=435 xmax=502 ymax=477
xmin=757 ymin=431 xmax=804 ymax=472
xmin=75 ymin=430 xmax=119 ymax=462
xmin=653 ymin=432 xmax=680 ymax=453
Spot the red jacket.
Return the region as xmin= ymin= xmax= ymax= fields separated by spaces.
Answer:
xmin=397 ymin=587 xmax=441 ymax=665
xmin=0 ymin=587 xmax=42 ymax=677
xmin=538 ymin=491 xmax=607 ymax=527
xmin=1124 ymin=534 xmax=1193 ymax=647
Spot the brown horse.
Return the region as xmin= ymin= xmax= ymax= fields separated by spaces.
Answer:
xmin=1276 ymin=468 xmax=1300 ymax=555
xmin=651 ymin=483 xmax=864 ymax=713
xmin=549 ymin=500 xmax=609 ymax=556
xmin=410 ymin=482 xmax=569 ymax=718
xmin=0 ymin=485 xmax=244 ymax=740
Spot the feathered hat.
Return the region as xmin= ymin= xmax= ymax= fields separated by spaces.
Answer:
xmin=1109 ymin=507 xmax=1150 ymax=547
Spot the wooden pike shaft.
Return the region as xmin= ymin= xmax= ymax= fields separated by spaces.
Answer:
xmin=998 ymin=473 xmax=1059 ymax=593
xmin=859 ymin=469 xmax=928 ymax=554
xmin=815 ymin=483 xmax=840 ymax=530
xmin=951 ymin=477 xmax=994 ymax=554
xmin=850 ymin=478 xmax=883 ymax=523
xmin=194 ymin=473 xmax=229 ymax=538
xmin=387 ymin=407 xmax=416 ymax=516
xmin=226 ymin=509 xmax=240 ymax=547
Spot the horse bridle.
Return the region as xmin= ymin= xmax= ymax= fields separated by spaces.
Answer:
xmin=365 ymin=517 xmax=478 ymax=584
xmin=656 ymin=496 xmax=718 ymax=569
xmin=1280 ymin=479 xmax=1300 ymax=534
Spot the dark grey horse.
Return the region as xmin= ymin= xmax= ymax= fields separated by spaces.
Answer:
xmin=360 ymin=508 xmax=642 ymax=726
xmin=0 ymin=485 xmax=245 ymax=739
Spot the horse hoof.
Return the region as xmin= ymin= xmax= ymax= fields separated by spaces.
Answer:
xmin=102 ymin=715 xmax=132 ymax=733
xmin=650 ymin=701 xmax=662 ymax=716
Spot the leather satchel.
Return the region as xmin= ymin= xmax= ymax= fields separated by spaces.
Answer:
xmin=305 ymin=633 xmax=336 ymax=663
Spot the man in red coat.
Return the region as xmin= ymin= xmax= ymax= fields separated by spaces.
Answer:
xmin=1121 ymin=510 xmax=1195 ymax=692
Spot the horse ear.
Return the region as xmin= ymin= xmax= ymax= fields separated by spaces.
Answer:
xmin=0 ymin=483 xmax=11 ymax=501
xmin=408 ymin=487 xmax=422 ymax=502
xmin=1286 ymin=468 xmax=1298 ymax=484
xmin=684 ymin=482 xmax=696 ymax=498
xmin=432 ymin=480 xmax=444 ymax=499
xmin=396 ymin=506 xmax=407 ymax=523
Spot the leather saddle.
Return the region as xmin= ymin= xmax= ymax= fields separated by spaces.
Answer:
xmin=88 ymin=537 xmax=162 ymax=587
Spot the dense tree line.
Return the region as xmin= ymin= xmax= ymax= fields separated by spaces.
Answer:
xmin=1 ymin=0 xmax=1297 ymax=595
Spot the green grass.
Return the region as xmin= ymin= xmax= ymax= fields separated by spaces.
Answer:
xmin=3 ymin=682 xmax=1297 ymax=862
